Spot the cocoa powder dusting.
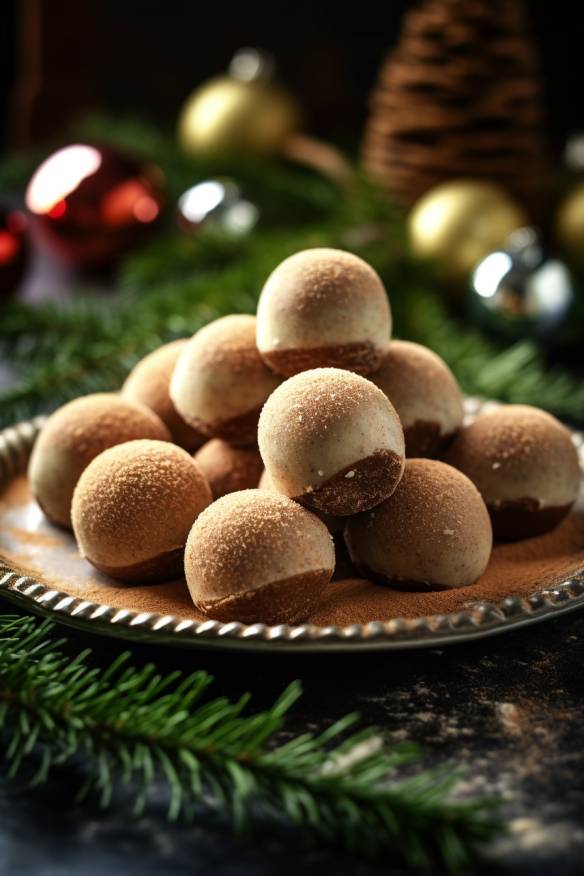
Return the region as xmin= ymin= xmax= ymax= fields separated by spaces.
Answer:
xmin=1 ymin=476 xmax=584 ymax=625
xmin=312 ymin=508 xmax=584 ymax=624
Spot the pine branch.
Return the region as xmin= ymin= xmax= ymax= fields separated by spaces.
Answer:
xmin=0 ymin=613 xmax=501 ymax=872
xmin=1 ymin=115 xmax=582 ymax=426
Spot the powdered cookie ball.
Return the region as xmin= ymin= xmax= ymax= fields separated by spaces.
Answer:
xmin=345 ymin=459 xmax=492 ymax=589
xmin=29 ymin=394 xmax=171 ymax=528
xmin=445 ymin=405 xmax=581 ymax=540
xmin=258 ymin=368 xmax=405 ymax=515
xmin=194 ymin=439 xmax=263 ymax=499
xmin=370 ymin=341 xmax=463 ymax=457
xmin=258 ymin=468 xmax=344 ymax=535
xmin=72 ymin=440 xmax=212 ymax=582
xmin=256 ymin=248 xmax=391 ymax=376
xmin=122 ymin=340 xmax=206 ymax=451
xmin=170 ymin=314 xmax=281 ymax=445
xmin=185 ymin=490 xmax=335 ymax=624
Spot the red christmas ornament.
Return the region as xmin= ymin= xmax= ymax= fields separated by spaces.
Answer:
xmin=25 ymin=144 xmax=165 ymax=266
xmin=0 ymin=204 xmax=29 ymax=299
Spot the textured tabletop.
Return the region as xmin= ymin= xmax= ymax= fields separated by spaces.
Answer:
xmin=1 ymin=608 xmax=584 ymax=876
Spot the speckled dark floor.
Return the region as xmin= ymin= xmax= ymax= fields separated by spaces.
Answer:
xmin=2 ymin=610 xmax=584 ymax=876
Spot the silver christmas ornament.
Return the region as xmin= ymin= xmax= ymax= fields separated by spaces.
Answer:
xmin=469 ymin=228 xmax=575 ymax=340
xmin=177 ymin=179 xmax=259 ymax=235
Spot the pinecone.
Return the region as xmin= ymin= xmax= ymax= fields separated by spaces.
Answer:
xmin=362 ymin=0 xmax=549 ymax=214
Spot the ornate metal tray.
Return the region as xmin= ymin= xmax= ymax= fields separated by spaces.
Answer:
xmin=1 ymin=402 xmax=584 ymax=652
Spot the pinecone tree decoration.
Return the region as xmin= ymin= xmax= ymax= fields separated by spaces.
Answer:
xmin=362 ymin=0 xmax=549 ymax=214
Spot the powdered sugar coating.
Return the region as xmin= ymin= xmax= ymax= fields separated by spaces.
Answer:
xmin=256 ymin=248 xmax=391 ymax=375
xmin=28 ymin=393 xmax=171 ymax=528
xmin=184 ymin=489 xmax=335 ymax=609
xmin=170 ymin=315 xmax=281 ymax=445
xmin=72 ymin=439 xmax=212 ymax=572
xmin=122 ymin=340 xmax=206 ymax=451
xmin=258 ymin=368 xmax=404 ymax=510
xmin=445 ymin=405 xmax=581 ymax=510
xmin=370 ymin=341 xmax=463 ymax=453
xmin=345 ymin=458 xmax=492 ymax=589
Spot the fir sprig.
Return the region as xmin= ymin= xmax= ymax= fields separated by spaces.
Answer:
xmin=0 ymin=613 xmax=501 ymax=872
xmin=1 ymin=116 xmax=583 ymax=426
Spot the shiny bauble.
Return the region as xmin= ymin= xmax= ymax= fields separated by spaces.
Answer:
xmin=408 ymin=180 xmax=528 ymax=286
xmin=555 ymin=180 xmax=584 ymax=264
xmin=178 ymin=48 xmax=300 ymax=158
xmin=0 ymin=204 xmax=29 ymax=299
xmin=469 ymin=228 xmax=575 ymax=340
xmin=177 ymin=179 xmax=259 ymax=236
xmin=25 ymin=144 xmax=165 ymax=266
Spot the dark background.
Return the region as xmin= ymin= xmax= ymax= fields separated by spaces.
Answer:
xmin=0 ymin=0 xmax=582 ymax=154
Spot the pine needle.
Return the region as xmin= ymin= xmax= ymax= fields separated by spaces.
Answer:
xmin=1 ymin=115 xmax=583 ymax=427
xmin=0 ymin=613 xmax=502 ymax=872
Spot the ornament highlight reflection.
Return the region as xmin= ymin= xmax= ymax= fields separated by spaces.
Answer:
xmin=177 ymin=179 xmax=259 ymax=235
xmin=24 ymin=144 xmax=165 ymax=266
xmin=470 ymin=228 xmax=575 ymax=339
xmin=26 ymin=145 xmax=102 ymax=215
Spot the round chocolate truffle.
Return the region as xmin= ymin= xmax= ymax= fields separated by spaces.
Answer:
xmin=185 ymin=490 xmax=335 ymax=624
xmin=72 ymin=440 xmax=212 ymax=582
xmin=122 ymin=340 xmax=206 ymax=451
xmin=370 ymin=341 xmax=464 ymax=457
xmin=258 ymin=368 xmax=405 ymax=516
xmin=345 ymin=459 xmax=492 ymax=589
xmin=445 ymin=405 xmax=581 ymax=540
xmin=194 ymin=439 xmax=263 ymax=499
xmin=28 ymin=394 xmax=171 ymax=528
xmin=170 ymin=314 xmax=281 ymax=446
xmin=256 ymin=248 xmax=392 ymax=376
xmin=258 ymin=468 xmax=344 ymax=535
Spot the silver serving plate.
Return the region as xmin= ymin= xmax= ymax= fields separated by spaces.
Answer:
xmin=1 ymin=402 xmax=584 ymax=652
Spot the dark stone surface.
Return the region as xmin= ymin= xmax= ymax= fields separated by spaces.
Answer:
xmin=2 ymin=609 xmax=584 ymax=876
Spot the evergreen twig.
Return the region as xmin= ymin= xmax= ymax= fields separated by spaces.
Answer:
xmin=0 ymin=613 xmax=501 ymax=872
xmin=1 ymin=116 xmax=583 ymax=426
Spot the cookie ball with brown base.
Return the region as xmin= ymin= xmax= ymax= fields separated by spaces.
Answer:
xmin=258 ymin=468 xmax=344 ymax=535
xmin=72 ymin=440 xmax=212 ymax=582
xmin=122 ymin=340 xmax=206 ymax=451
xmin=258 ymin=368 xmax=405 ymax=516
xmin=256 ymin=248 xmax=392 ymax=376
xmin=194 ymin=439 xmax=263 ymax=499
xmin=370 ymin=341 xmax=464 ymax=457
xmin=28 ymin=394 xmax=171 ymax=529
xmin=185 ymin=490 xmax=335 ymax=624
xmin=170 ymin=315 xmax=281 ymax=446
xmin=445 ymin=405 xmax=581 ymax=540
xmin=345 ymin=459 xmax=492 ymax=589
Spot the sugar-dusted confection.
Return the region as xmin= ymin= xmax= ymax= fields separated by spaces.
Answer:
xmin=122 ymin=340 xmax=206 ymax=451
xmin=28 ymin=393 xmax=171 ymax=529
xmin=184 ymin=490 xmax=335 ymax=624
xmin=345 ymin=459 xmax=492 ymax=589
xmin=445 ymin=405 xmax=581 ymax=540
xmin=257 ymin=468 xmax=344 ymax=535
xmin=72 ymin=440 xmax=212 ymax=582
xmin=258 ymin=367 xmax=405 ymax=516
xmin=194 ymin=439 xmax=263 ymax=499
xmin=370 ymin=341 xmax=463 ymax=457
xmin=170 ymin=314 xmax=281 ymax=446
xmin=256 ymin=248 xmax=392 ymax=376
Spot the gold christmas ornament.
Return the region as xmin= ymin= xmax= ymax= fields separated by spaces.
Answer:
xmin=178 ymin=49 xmax=301 ymax=158
xmin=555 ymin=181 xmax=584 ymax=262
xmin=408 ymin=179 xmax=528 ymax=284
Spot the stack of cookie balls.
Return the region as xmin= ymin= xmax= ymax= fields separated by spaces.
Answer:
xmin=28 ymin=247 xmax=581 ymax=624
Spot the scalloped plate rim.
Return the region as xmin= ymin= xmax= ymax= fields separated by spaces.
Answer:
xmin=1 ymin=402 xmax=583 ymax=652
